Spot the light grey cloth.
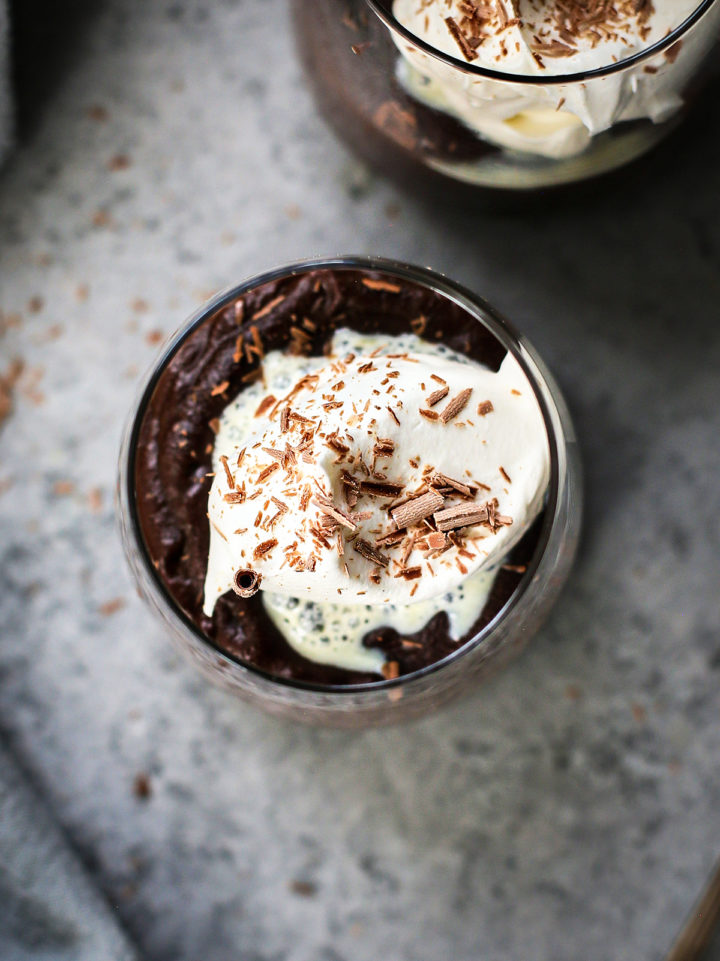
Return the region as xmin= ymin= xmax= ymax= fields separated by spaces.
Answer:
xmin=0 ymin=741 xmax=140 ymax=961
xmin=0 ymin=0 xmax=11 ymax=163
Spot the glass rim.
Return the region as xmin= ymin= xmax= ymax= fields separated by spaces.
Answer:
xmin=122 ymin=255 xmax=568 ymax=696
xmin=365 ymin=0 xmax=717 ymax=85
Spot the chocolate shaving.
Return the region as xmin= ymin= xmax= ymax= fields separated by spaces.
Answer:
xmin=426 ymin=386 xmax=449 ymax=407
xmin=410 ymin=314 xmax=427 ymax=336
xmin=280 ymin=407 xmax=291 ymax=432
xmin=477 ymin=400 xmax=494 ymax=416
xmin=261 ymin=447 xmax=286 ymax=464
xmin=387 ymin=406 xmax=401 ymax=426
xmin=373 ymin=437 xmax=395 ymax=458
xmin=312 ymin=496 xmax=358 ymax=531
xmin=381 ymin=660 xmax=400 ymax=680
xmin=219 ymin=454 xmax=235 ymax=489
xmin=257 ymin=462 xmax=280 ymax=483
xmin=251 ymin=294 xmax=285 ymax=321
xmin=419 ymin=408 xmax=439 ymax=422
xmin=359 ymin=480 xmax=404 ymax=499
xmin=233 ymin=569 xmax=262 ymax=598
xmin=361 ymin=278 xmax=402 ymax=293
xmin=439 ymin=388 xmax=472 ymax=424
xmin=499 ymin=466 xmax=512 ymax=484
xmin=354 ymin=538 xmax=389 ymax=568
xmin=444 ymin=16 xmax=478 ymax=61
xmin=431 ymin=472 xmax=475 ymax=498
xmin=398 ymin=566 xmax=422 ymax=580
xmin=375 ymin=529 xmax=406 ymax=548
xmin=254 ymin=395 xmax=277 ymax=418
xmin=211 ymin=380 xmax=230 ymax=397
xmin=253 ymin=538 xmax=278 ymax=560
xmin=390 ymin=488 xmax=443 ymax=529
xmin=427 ymin=531 xmax=446 ymax=550
xmin=341 ymin=470 xmax=360 ymax=508
xmin=224 ymin=490 xmax=246 ymax=504
xmin=433 ymin=503 xmax=489 ymax=532
xmin=325 ymin=432 xmax=350 ymax=455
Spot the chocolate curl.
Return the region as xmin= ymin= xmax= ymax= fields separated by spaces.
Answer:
xmin=233 ymin=569 xmax=262 ymax=598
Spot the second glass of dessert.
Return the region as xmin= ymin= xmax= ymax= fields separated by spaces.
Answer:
xmin=292 ymin=0 xmax=720 ymax=191
xmin=119 ymin=257 xmax=581 ymax=726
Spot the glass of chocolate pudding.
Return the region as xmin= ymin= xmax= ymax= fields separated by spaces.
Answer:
xmin=118 ymin=258 xmax=581 ymax=726
xmin=291 ymin=0 xmax=720 ymax=192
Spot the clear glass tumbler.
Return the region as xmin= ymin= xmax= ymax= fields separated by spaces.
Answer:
xmin=118 ymin=257 xmax=582 ymax=727
xmin=292 ymin=0 xmax=720 ymax=191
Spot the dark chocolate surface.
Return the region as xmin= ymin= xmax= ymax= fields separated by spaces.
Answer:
xmin=134 ymin=267 xmax=543 ymax=684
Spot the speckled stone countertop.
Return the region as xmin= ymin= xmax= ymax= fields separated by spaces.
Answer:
xmin=1 ymin=2 xmax=720 ymax=960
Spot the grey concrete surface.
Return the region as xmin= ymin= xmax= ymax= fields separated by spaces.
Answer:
xmin=1 ymin=2 xmax=720 ymax=960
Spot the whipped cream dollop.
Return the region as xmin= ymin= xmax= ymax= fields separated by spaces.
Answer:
xmin=203 ymin=329 xmax=549 ymax=673
xmin=392 ymin=0 xmax=706 ymax=158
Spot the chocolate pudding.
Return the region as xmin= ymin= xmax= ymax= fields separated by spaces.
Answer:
xmin=132 ymin=267 xmax=549 ymax=686
xmin=292 ymin=0 xmax=720 ymax=192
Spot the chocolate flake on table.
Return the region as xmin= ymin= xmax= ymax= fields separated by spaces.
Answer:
xmin=233 ymin=568 xmax=262 ymax=598
xmin=439 ymin=388 xmax=472 ymax=424
xmin=477 ymin=400 xmax=494 ymax=416
xmin=426 ymin=385 xmax=449 ymax=407
xmin=361 ymin=278 xmax=402 ymax=293
xmin=390 ymin=489 xmax=444 ymax=529
xmin=354 ymin=538 xmax=390 ymax=568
